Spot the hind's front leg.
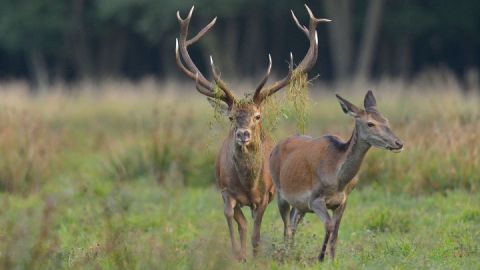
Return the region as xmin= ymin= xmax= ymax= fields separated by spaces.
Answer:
xmin=310 ymin=197 xmax=334 ymax=262
xmin=329 ymin=201 xmax=347 ymax=260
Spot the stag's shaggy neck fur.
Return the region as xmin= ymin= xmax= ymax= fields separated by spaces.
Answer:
xmin=232 ymin=127 xmax=265 ymax=190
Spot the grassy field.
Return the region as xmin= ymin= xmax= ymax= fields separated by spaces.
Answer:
xmin=0 ymin=77 xmax=479 ymax=269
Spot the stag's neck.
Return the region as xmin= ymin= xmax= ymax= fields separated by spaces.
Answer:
xmin=337 ymin=122 xmax=371 ymax=189
xmin=232 ymin=137 xmax=264 ymax=189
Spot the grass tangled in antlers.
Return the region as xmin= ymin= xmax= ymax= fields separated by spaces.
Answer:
xmin=210 ymin=70 xmax=312 ymax=138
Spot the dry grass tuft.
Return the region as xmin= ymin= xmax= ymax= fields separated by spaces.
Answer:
xmin=0 ymin=107 xmax=60 ymax=194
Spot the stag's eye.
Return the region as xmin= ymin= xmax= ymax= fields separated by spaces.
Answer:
xmin=255 ymin=115 xmax=261 ymax=120
xmin=228 ymin=116 xmax=234 ymax=121
xmin=367 ymin=122 xmax=375 ymax=127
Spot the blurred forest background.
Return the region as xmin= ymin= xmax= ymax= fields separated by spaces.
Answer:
xmin=1 ymin=0 xmax=480 ymax=89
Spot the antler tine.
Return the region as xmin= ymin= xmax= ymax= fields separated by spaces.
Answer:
xmin=257 ymin=6 xmax=330 ymax=102
xmin=194 ymin=72 xmax=224 ymax=100
xmin=253 ymin=54 xmax=272 ymax=104
xmin=176 ymin=6 xmax=213 ymax=88
xmin=176 ymin=5 xmax=194 ymax=22
xmin=175 ymin=6 xmax=235 ymax=106
xmin=175 ymin=39 xmax=195 ymax=80
xmin=304 ymin=4 xmax=331 ymax=23
xmin=175 ymin=39 xmax=212 ymax=91
xmin=291 ymin=10 xmax=309 ymax=37
xmin=188 ymin=17 xmax=217 ymax=46
xmin=297 ymin=4 xmax=330 ymax=72
xmin=258 ymin=53 xmax=294 ymax=101
xmin=210 ymin=56 xmax=236 ymax=103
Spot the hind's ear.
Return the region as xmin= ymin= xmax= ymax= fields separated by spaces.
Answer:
xmin=336 ymin=94 xmax=361 ymax=117
xmin=364 ymin=90 xmax=377 ymax=111
xmin=207 ymin=98 xmax=230 ymax=116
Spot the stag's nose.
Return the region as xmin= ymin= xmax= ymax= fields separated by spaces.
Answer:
xmin=395 ymin=139 xmax=404 ymax=149
xmin=236 ymin=129 xmax=251 ymax=143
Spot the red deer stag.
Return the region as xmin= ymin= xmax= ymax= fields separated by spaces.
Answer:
xmin=270 ymin=91 xmax=404 ymax=261
xmin=175 ymin=5 xmax=330 ymax=260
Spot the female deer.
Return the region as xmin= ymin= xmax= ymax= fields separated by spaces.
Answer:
xmin=269 ymin=91 xmax=404 ymax=261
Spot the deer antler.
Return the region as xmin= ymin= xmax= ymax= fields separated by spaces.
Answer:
xmin=175 ymin=6 xmax=236 ymax=107
xmin=253 ymin=4 xmax=331 ymax=104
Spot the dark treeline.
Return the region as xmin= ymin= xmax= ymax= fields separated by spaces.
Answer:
xmin=0 ymin=0 xmax=479 ymax=88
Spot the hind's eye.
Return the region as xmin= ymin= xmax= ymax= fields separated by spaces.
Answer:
xmin=229 ymin=116 xmax=233 ymax=121
xmin=367 ymin=122 xmax=375 ymax=127
xmin=255 ymin=115 xmax=261 ymax=120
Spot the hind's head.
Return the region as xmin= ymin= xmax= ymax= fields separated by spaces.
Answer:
xmin=336 ymin=90 xmax=404 ymax=153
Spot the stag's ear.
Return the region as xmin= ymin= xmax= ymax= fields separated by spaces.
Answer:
xmin=207 ymin=98 xmax=230 ymax=116
xmin=364 ymin=90 xmax=377 ymax=111
xmin=336 ymin=94 xmax=361 ymax=117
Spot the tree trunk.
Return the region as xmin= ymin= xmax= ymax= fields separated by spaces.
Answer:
xmin=71 ymin=0 xmax=94 ymax=81
xmin=354 ymin=0 xmax=385 ymax=81
xmin=206 ymin=18 xmax=240 ymax=79
xmin=242 ymin=11 xmax=264 ymax=77
xmin=28 ymin=48 xmax=49 ymax=90
xmin=222 ymin=18 xmax=239 ymax=78
xmin=394 ymin=36 xmax=412 ymax=79
xmin=160 ymin=40 xmax=175 ymax=78
xmin=99 ymin=29 xmax=128 ymax=79
xmin=323 ymin=0 xmax=354 ymax=82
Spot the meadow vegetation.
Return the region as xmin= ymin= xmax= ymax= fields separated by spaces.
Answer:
xmin=0 ymin=74 xmax=479 ymax=269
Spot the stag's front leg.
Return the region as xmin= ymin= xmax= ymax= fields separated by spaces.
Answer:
xmin=251 ymin=201 xmax=268 ymax=257
xmin=329 ymin=201 xmax=347 ymax=260
xmin=233 ymin=206 xmax=248 ymax=261
xmin=311 ymin=197 xmax=334 ymax=262
xmin=222 ymin=191 xmax=240 ymax=259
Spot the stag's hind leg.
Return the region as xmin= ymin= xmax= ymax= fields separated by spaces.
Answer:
xmin=222 ymin=191 xmax=241 ymax=260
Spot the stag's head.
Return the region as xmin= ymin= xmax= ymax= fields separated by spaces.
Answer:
xmin=336 ymin=91 xmax=404 ymax=153
xmin=214 ymin=101 xmax=263 ymax=146
xmin=175 ymin=5 xmax=330 ymax=147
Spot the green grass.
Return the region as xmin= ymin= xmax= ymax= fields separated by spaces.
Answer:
xmin=0 ymin=78 xmax=479 ymax=269
xmin=2 ymin=184 xmax=479 ymax=269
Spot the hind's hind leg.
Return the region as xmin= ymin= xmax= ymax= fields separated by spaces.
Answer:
xmin=277 ymin=194 xmax=292 ymax=242
xmin=290 ymin=208 xmax=305 ymax=244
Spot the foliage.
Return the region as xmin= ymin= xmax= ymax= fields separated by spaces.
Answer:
xmin=0 ymin=107 xmax=58 ymax=194
xmin=286 ymin=70 xmax=311 ymax=134
xmin=1 ymin=184 xmax=479 ymax=269
xmin=209 ymin=69 xmax=311 ymax=137
xmin=0 ymin=78 xmax=478 ymax=268
xmin=1 ymin=0 xmax=480 ymax=81
xmin=0 ymin=0 xmax=69 ymax=53
xmin=104 ymin=106 xmax=215 ymax=187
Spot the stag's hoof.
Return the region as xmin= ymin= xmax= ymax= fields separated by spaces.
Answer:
xmin=234 ymin=251 xmax=246 ymax=262
xmin=318 ymin=252 xmax=326 ymax=262
xmin=236 ymin=256 xmax=246 ymax=263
